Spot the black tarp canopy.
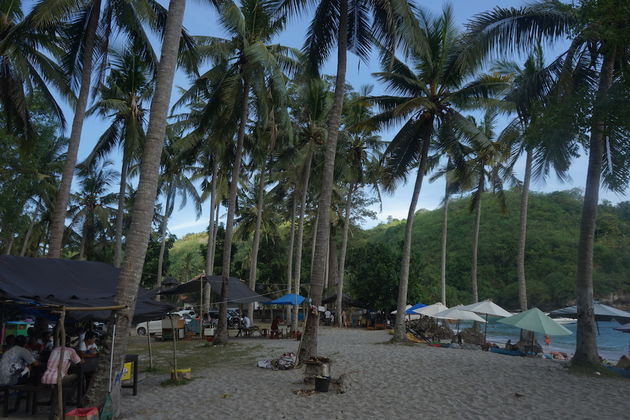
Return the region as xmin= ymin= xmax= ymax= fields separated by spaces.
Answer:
xmin=0 ymin=255 xmax=173 ymax=322
xmin=160 ymin=275 xmax=270 ymax=304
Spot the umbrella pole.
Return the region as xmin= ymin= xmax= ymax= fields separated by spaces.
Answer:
xmin=596 ymin=320 xmax=600 ymax=335
xmin=484 ymin=314 xmax=488 ymax=343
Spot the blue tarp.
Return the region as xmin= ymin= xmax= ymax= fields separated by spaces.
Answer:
xmin=264 ymin=294 xmax=305 ymax=305
xmin=405 ymin=303 xmax=426 ymax=314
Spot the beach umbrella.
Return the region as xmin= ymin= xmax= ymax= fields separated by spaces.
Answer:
xmin=550 ymin=303 xmax=630 ymax=335
xmin=412 ymin=302 xmax=448 ymax=317
xmin=499 ymin=308 xmax=572 ymax=336
xmin=460 ymin=300 xmax=512 ymax=342
xmin=431 ymin=307 xmax=486 ymax=333
xmin=263 ymin=293 xmax=305 ymax=305
xmin=391 ymin=305 xmax=413 ymax=315
xmin=405 ymin=303 xmax=427 ymax=314
xmin=550 ymin=303 xmax=630 ymax=322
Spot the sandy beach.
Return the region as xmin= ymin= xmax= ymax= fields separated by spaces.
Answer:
xmin=5 ymin=328 xmax=627 ymax=419
xmin=117 ymin=328 xmax=626 ymax=420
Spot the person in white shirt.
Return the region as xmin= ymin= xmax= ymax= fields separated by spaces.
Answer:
xmin=243 ymin=315 xmax=251 ymax=329
xmin=78 ymin=331 xmax=98 ymax=359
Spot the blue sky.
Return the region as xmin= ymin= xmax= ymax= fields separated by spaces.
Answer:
xmin=62 ymin=0 xmax=629 ymax=237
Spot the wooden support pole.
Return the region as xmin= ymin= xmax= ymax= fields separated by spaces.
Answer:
xmin=170 ymin=316 xmax=178 ymax=381
xmin=55 ymin=307 xmax=66 ymax=420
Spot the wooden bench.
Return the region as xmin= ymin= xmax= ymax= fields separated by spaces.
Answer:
xmin=0 ymin=383 xmax=51 ymax=417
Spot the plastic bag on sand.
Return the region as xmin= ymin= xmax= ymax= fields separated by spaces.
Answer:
xmin=256 ymin=352 xmax=296 ymax=370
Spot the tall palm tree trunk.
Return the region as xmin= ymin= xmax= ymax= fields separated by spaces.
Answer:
xmin=214 ymin=80 xmax=249 ymax=345
xmin=327 ymin=227 xmax=337 ymax=290
xmin=471 ymin=176 xmax=484 ymax=304
xmin=336 ymin=183 xmax=354 ymax=327
xmin=20 ymin=214 xmax=37 ymax=256
xmin=156 ymin=188 xmax=172 ymax=288
xmin=440 ymin=188 xmax=449 ymax=305
xmin=204 ymin=158 xmax=219 ymax=313
xmin=394 ymin=129 xmax=431 ymax=341
xmin=573 ymin=49 xmax=616 ymax=366
xmin=83 ymin=0 xmax=187 ymax=406
xmin=286 ymin=194 xmax=297 ymax=322
xmin=248 ymin=169 xmax=265 ymax=321
xmin=298 ymin=0 xmax=348 ymax=362
xmin=113 ymin=152 xmax=130 ymax=267
xmin=309 ymin=213 xmax=318 ymax=282
xmin=48 ymin=0 xmax=102 ymax=258
xmin=517 ymin=149 xmax=532 ymax=311
xmin=4 ymin=236 xmax=14 ymax=255
xmin=292 ymin=151 xmax=313 ymax=331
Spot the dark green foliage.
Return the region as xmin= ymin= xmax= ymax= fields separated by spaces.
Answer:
xmin=346 ymin=242 xmax=411 ymax=311
xmin=348 ymin=189 xmax=630 ymax=311
xmin=141 ymin=232 xmax=174 ymax=289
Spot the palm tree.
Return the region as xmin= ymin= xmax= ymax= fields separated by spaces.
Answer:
xmin=364 ymin=7 xmax=508 ymax=341
xmin=83 ymin=0 xmax=188 ymax=405
xmin=67 ymin=161 xmax=118 ymax=260
xmin=83 ymin=49 xmax=153 ymax=267
xmin=492 ymin=47 xmax=577 ymax=311
xmin=42 ymin=0 xmax=192 ymax=257
xmin=0 ymin=0 xmax=69 ymax=142
xmin=155 ymin=127 xmax=202 ymax=286
xmin=465 ymin=0 xmax=630 ymax=365
xmin=428 ymin=132 xmax=468 ymax=306
xmin=183 ymin=0 xmax=298 ymax=345
xmin=277 ymin=0 xmax=420 ymax=362
xmin=284 ymin=77 xmax=331 ymax=331
xmin=335 ymin=86 xmax=382 ymax=326
xmin=459 ymin=111 xmax=514 ymax=303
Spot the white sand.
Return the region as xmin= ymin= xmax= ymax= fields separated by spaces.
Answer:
xmin=117 ymin=328 xmax=627 ymax=420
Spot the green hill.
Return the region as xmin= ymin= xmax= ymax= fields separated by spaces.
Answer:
xmin=167 ymin=189 xmax=630 ymax=311
xmin=346 ymin=189 xmax=630 ymax=311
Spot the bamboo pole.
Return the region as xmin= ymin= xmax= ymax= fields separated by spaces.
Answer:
xmin=147 ymin=323 xmax=153 ymax=369
xmin=55 ymin=307 xmax=66 ymax=420
xmin=200 ymin=275 xmax=204 ymax=340
xmin=64 ymin=305 xmax=127 ymax=311
xmin=170 ymin=315 xmax=178 ymax=381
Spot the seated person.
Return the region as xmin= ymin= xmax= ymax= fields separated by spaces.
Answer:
xmin=0 ymin=336 xmax=40 ymax=385
xmin=41 ymin=338 xmax=82 ymax=385
xmin=270 ymin=316 xmax=281 ymax=338
xmin=78 ymin=332 xmax=99 ymax=359
xmin=2 ymin=335 xmax=16 ymax=352
xmin=236 ymin=314 xmax=252 ymax=337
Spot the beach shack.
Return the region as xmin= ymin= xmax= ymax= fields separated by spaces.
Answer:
xmin=0 ymin=255 xmax=174 ymax=417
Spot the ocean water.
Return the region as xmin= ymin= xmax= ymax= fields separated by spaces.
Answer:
xmin=456 ymin=320 xmax=629 ymax=361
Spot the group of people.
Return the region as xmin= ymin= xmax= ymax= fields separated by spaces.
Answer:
xmin=322 ymin=309 xmax=349 ymax=327
xmin=0 ymin=326 xmax=100 ymax=388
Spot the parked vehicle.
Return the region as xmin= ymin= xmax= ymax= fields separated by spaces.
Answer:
xmin=135 ymin=312 xmax=194 ymax=336
xmin=136 ymin=320 xmax=162 ymax=336
xmin=206 ymin=309 xmax=241 ymax=328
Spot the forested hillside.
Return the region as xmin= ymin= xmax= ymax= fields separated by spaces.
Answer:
xmin=347 ymin=189 xmax=630 ymax=311
xmin=167 ymin=189 xmax=629 ymax=312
